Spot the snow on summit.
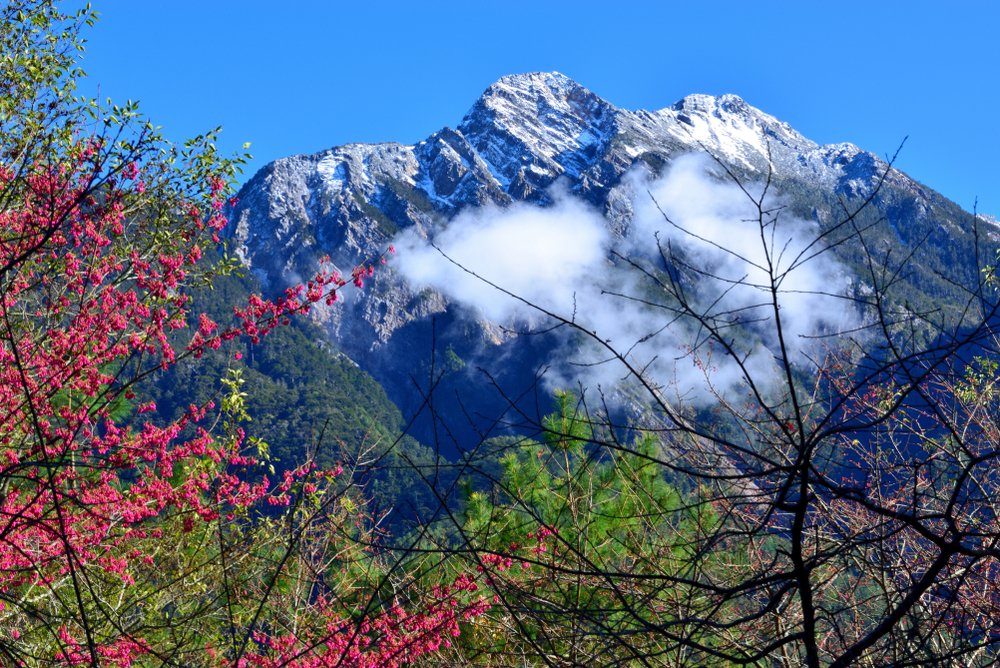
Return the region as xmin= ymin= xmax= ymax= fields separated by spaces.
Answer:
xmin=226 ymin=69 xmax=970 ymax=410
xmin=230 ymin=71 xmax=900 ymax=285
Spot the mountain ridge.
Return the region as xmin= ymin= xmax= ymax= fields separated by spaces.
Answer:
xmin=226 ymin=72 xmax=990 ymax=448
xmin=228 ymin=72 xmax=885 ymax=280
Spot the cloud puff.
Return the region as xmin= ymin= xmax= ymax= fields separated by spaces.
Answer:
xmin=393 ymin=189 xmax=609 ymax=324
xmin=393 ymin=155 xmax=857 ymax=405
xmin=631 ymin=154 xmax=856 ymax=368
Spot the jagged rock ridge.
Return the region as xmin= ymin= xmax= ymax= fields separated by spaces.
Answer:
xmin=227 ymin=72 xmax=985 ymax=443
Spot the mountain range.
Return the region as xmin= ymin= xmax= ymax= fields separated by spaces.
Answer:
xmin=223 ymin=71 xmax=992 ymax=456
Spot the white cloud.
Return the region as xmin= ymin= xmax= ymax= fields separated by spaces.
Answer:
xmin=393 ymin=188 xmax=609 ymax=324
xmin=631 ymin=154 xmax=856 ymax=366
xmin=393 ymin=155 xmax=857 ymax=406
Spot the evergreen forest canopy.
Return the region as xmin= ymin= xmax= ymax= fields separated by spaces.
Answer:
xmin=4 ymin=2 xmax=1000 ymax=666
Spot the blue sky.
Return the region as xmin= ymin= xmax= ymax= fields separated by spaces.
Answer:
xmin=81 ymin=1 xmax=999 ymax=212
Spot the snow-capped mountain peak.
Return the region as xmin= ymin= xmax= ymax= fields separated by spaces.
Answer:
xmin=228 ymin=71 xmax=970 ymax=363
xmin=457 ymin=71 xmax=617 ymax=186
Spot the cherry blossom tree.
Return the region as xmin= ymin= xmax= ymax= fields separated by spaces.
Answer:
xmin=0 ymin=3 xmax=488 ymax=665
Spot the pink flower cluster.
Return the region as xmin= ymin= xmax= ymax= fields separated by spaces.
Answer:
xmin=0 ymin=139 xmax=422 ymax=664
xmin=239 ymin=573 xmax=492 ymax=667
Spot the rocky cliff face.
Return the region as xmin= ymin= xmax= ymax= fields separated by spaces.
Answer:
xmin=227 ymin=72 xmax=988 ymax=442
